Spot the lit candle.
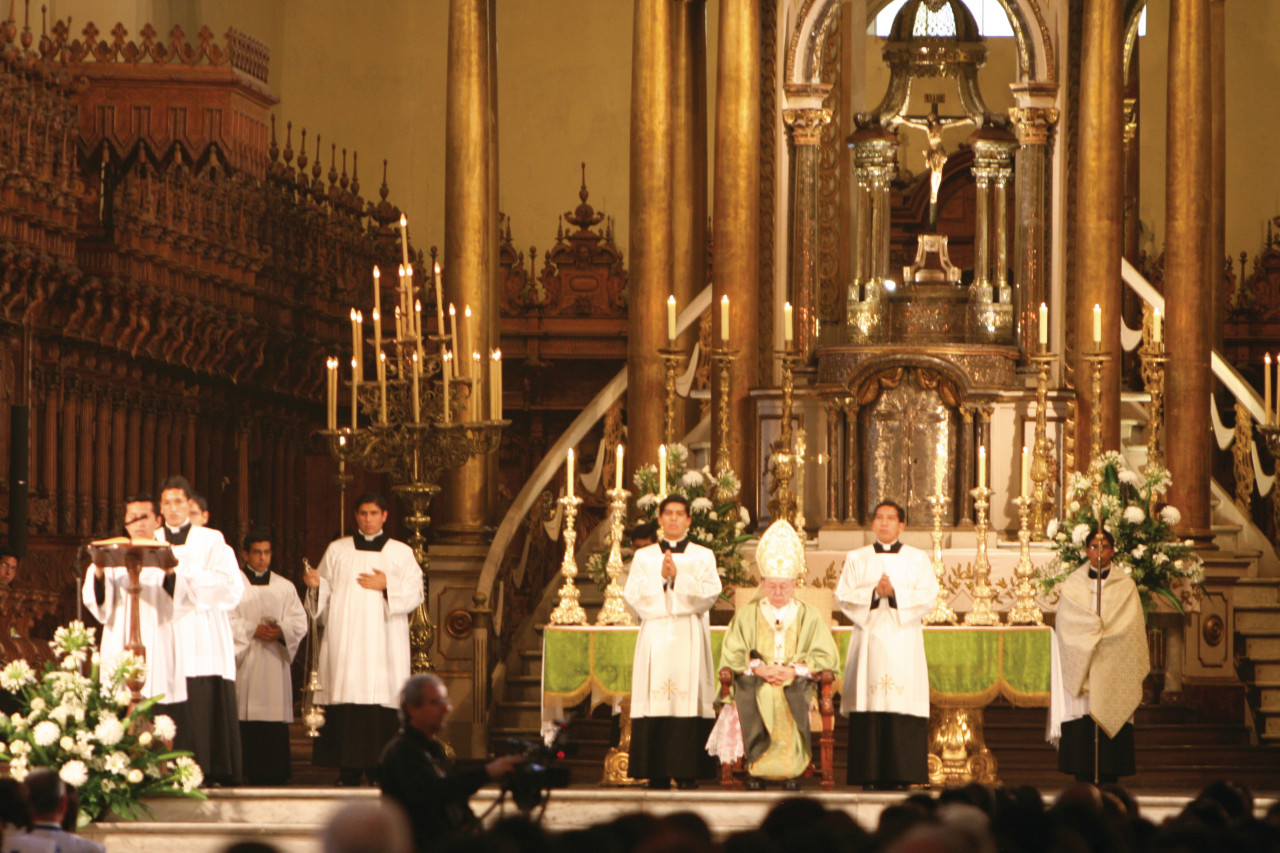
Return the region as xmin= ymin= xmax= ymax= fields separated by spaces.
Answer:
xmin=372 ymin=308 xmax=381 ymax=368
xmin=934 ymin=452 xmax=945 ymax=495
xmin=1092 ymin=304 xmax=1101 ymax=346
xmin=720 ymin=295 xmax=730 ymax=343
xmin=1038 ymin=302 xmax=1048 ymax=348
xmin=977 ymin=445 xmax=986 ymax=491
xmin=354 ymin=311 xmax=364 ymax=374
xmin=567 ymin=448 xmax=575 ymax=499
xmin=667 ymin=295 xmax=677 ymax=345
xmin=615 ymin=443 xmax=624 ymax=491
xmin=372 ymin=266 xmax=382 ymax=329
xmin=448 ymin=303 xmax=458 ymax=355
xmin=1267 ymin=354 xmax=1273 ymax=427
xmin=490 ymin=349 xmax=503 ymax=420
xmin=399 ymin=214 xmax=410 ymax=269
xmin=395 ymin=305 xmax=403 ymax=340
xmin=411 ymin=352 xmax=420 ymax=424
xmin=406 ymin=266 xmax=417 ymax=342
xmin=378 ymin=351 xmax=388 ymax=423
xmin=783 ymin=301 xmax=794 ymax=344
xmin=434 ymin=262 xmax=445 ymax=337
xmin=414 ymin=298 xmax=424 ymax=356
xmin=1021 ymin=445 xmax=1031 ymax=498
xmin=658 ymin=443 xmax=667 ymax=499
xmin=351 ymin=357 xmax=359 ymax=430
xmin=398 ymin=264 xmax=408 ymax=336
xmin=1152 ymin=307 xmax=1162 ymax=346
xmin=464 ymin=305 xmax=474 ymax=379
xmin=442 ymin=350 xmax=452 ymax=425
xmin=350 ymin=308 xmax=359 ymax=366
xmin=326 ymin=357 xmax=337 ymax=430
xmin=472 ymin=352 xmax=481 ymax=420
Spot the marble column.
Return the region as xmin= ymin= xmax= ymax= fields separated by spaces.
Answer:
xmin=1209 ymin=0 xmax=1226 ymax=351
xmin=712 ymin=0 xmax=760 ymax=510
xmin=783 ymin=89 xmax=833 ymax=362
xmin=1073 ymin=0 xmax=1126 ymax=469
xmin=1165 ymin=0 xmax=1213 ymax=541
xmin=627 ymin=0 xmax=674 ymax=478
xmin=439 ymin=0 xmax=495 ymax=541
xmin=672 ymin=0 xmax=707 ymax=439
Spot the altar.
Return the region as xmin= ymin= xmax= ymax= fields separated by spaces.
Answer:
xmin=542 ymin=624 xmax=1051 ymax=787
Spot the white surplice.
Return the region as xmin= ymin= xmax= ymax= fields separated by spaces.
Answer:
xmin=836 ymin=543 xmax=938 ymax=717
xmin=232 ymin=570 xmax=308 ymax=722
xmin=157 ymin=525 xmax=242 ymax=681
xmin=623 ymin=540 xmax=721 ymax=719
xmin=82 ymin=565 xmax=186 ymax=704
xmin=310 ymin=535 xmax=424 ymax=709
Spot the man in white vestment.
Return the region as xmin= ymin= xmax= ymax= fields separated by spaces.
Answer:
xmin=623 ymin=494 xmax=721 ymax=789
xmin=232 ymin=529 xmax=308 ymax=785
xmin=156 ymin=475 xmax=244 ymax=785
xmin=836 ymin=500 xmax=938 ymax=789
xmin=304 ymin=492 xmax=425 ymax=785
xmin=1050 ymin=529 xmax=1148 ymax=783
xmin=82 ymin=494 xmax=186 ymax=706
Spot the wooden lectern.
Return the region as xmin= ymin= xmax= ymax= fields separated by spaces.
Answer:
xmin=85 ymin=538 xmax=177 ymax=704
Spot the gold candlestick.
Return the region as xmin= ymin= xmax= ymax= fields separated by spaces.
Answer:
xmin=549 ymin=494 xmax=587 ymax=625
xmin=1139 ymin=341 xmax=1168 ymax=469
xmin=922 ymin=493 xmax=957 ymax=625
xmin=659 ymin=347 xmax=686 ymax=447
xmin=1007 ymin=495 xmax=1044 ymax=625
xmin=768 ymin=350 xmax=803 ymax=524
xmin=1083 ymin=350 xmax=1112 ymax=468
xmin=596 ymin=486 xmax=634 ymax=626
xmin=1028 ymin=352 xmax=1057 ymax=537
xmin=710 ymin=347 xmax=739 ymax=475
xmin=963 ymin=485 xmax=1001 ymax=625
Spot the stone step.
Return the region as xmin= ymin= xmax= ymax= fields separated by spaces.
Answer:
xmin=1235 ymin=606 xmax=1280 ymax=634
xmin=1254 ymin=663 xmax=1280 ymax=682
xmin=1235 ymin=580 xmax=1280 ymax=608
xmin=1243 ymin=636 xmax=1280 ymax=659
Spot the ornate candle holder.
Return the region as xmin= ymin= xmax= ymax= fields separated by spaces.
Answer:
xmin=963 ymin=485 xmax=1001 ymax=625
xmin=1028 ymin=352 xmax=1058 ymax=537
xmin=922 ymin=493 xmax=957 ymax=625
xmin=1083 ymin=349 xmax=1112 ymax=466
xmin=659 ymin=346 xmax=686 ymax=446
xmin=794 ymin=429 xmax=808 ymax=536
xmin=1007 ymin=495 xmax=1045 ymax=625
xmin=768 ymin=349 xmax=804 ymax=524
xmin=549 ymin=493 xmax=587 ymax=625
xmin=596 ymin=486 xmax=634 ymax=626
xmin=1139 ymin=341 xmax=1168 ymax=469
xmin=710 ymin=347 xmax=739 ymax=475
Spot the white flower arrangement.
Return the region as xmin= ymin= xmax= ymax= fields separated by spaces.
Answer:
xmin=0 ymin=621 xmax=205 ymax=824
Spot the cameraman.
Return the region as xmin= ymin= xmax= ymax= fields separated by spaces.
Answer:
xmin=378 ymin=674 xmax=522 ymax=851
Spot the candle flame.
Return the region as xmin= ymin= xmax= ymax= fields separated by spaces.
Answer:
xmin=400 ymin=214 xmax=407 ymax=228
xmin=464 ymin=305 xmax=472 ymax=318
xmin=434 ymin=261 xmax=441 ymax=274
xmin=405 ymin=265 xmax=413 ymax=277
xmin=373 ymin=266 xmax=380 ymax=279
xmin=449 ymin=304 xmax=456 ymax=317
xmin=492 ymin=349 xmax=502 ymax=360
xmin=372 ymin=309 xmax=379 ymax=321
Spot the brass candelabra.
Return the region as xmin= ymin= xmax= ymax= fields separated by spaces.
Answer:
xmin=596 ymin=486 xmax=633 ymax=626
xmin=710 ymin=347 xmax=739 ymax=475
xmin=1083 ymin=348 xmax=1112 ymax=466
xmin=963 ymin=485 xmax=1001 ymax=625
xmin=768 ymin=349 xmax=804 ymax=525
xmin=660 ymin=347 xmax=686 ymax=446
xmin=549 ymin=493 xmax=587 ymax=625
xmin=1139 ymin=340 xmax=1168 ymax=469
xmin=1007 ymin=495 xmax=1045 ymax=625
xmin=1028 ymin=352 xmax=1058 ymax=537
xmin=922 ymin=493 xmax=957 ymax=625
xmin=299 ymin=557 xmax=327 ymax=737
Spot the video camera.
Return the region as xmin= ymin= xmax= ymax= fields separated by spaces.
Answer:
xmin=494 ymin=724 xmax=576 ymax=812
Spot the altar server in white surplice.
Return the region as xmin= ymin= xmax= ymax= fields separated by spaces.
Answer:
xmin=232 ymin=529 xmax=308 ymax=785
xmin=82 ymin=494 xmax=186 ymax=705
xmin=156 ymin=475 xmax=244 ymax=786
xmin=623 ymin=494 xmax=721 ymax=789
xmin=836 ymin=500 xmax=938 ymax=789
xmin=304 ymin=492 xmax=424 ymax=786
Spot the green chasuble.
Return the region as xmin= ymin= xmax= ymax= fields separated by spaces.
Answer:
xmin=719 ymin=599 xmax=839 ymax=780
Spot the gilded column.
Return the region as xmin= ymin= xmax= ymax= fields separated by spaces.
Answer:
xmin=439 ymin=0 xmax=495 ymax=541
xmin=1165 ymin=0 xmax=1213 ymax=541
xmin=971 ymin=147 xmax=993 ymax=297
xmin=783 ymin=89 xmax=832 ymax=362
xmin=1209 ymin=0 xmax=1225 ymax=351
xmin=627 ymin=0 xmax=674 ymax=478
xmin=672 ymin=0 xmax=708 ymax=438
xmin=1073 ymin=0 xmax=1126 ymax=468
xmin=991 ymin=139 xmax=1016 ymax=305
xmin=712 ymin=0 xmax=760 ymax=508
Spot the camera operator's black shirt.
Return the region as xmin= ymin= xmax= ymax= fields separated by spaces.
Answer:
xmin=378 ymin=727 xmax=490 ymax=851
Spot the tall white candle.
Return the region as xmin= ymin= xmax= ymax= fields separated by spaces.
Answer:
xmin=1021 ymin=445 xmax=1031 ymax=498
xmin=1152 ymin=307 xmax=1162 ymax=345
xmin=783 ymin=301 xmax=794 ymax=344
xmin=372 ymin=308 xmax=381 ymax=367
xmin=326 ymin=357 xmax=337 ymax=430
xmin=448 ymin=303 xmax=458 ymax=353
xmin=351 ymin=357 xmax=359 ymax=431
xmin=720 ymin=295 xmax=730 ymax=343
xmin=978 ymin=445 xmax=987 ymax=491
xmin=464 ymin=306 xmax=474 ymax=379
xmin=354 ymin=311 xmax=363 ymax=373
xmin=411 ymin=352 xmax=420 ymax=424
xmin=1267 ymin=354 xmax=1273 ymax=427
xmin=378 ymin=351 xmax=387 ymax=423
xmin=567 ymin=448 xmax=575 ymax=499
xmin=615 ymin=443 xmax=624 ymax=491
xmin=1039 ymin=302 xmax=1048 ymax=347
xmin=399 ymin=214 xmax=410 ymax=269
xmin=372 ymin=266 xmax=381 ymax=327
xmin=442 ymin=350 xmax=452 ymax=425
xmin=658 ymin=443 xmax=667 ymax=499
xmin=414 ymin=298 xmax=423 ymax=356
xmin=434 ymin=262 xmax=445 ymax=337
xmin=667 ymin=295 xmax=677 ymax=345
xmin=472 ymin=352 xmax=481 ymax=420
xmin=1092 ymin=304 xmax=1102 ymax=346
xmin=490 ymin=349 xmax=502 ymax=420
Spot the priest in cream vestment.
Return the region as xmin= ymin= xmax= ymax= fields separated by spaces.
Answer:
xmin=836 ymin=500 xmax=938 ymax=789
xmin=1049 ymin=529 xmax=1148 ymax=783
xmin=715 ymin=520 xmax=838 ymax=788
xmin=623 ymin=494 xmax=721 ymax=788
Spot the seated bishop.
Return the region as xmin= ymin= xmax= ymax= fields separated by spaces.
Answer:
xmin=714 ymin=520 xmax=838 ymax=790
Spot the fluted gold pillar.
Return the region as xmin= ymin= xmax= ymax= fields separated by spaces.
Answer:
xmin=1072 ymin=0 xmax=1125 ymax=469
xmin=1165 ymin=0 xmax=1213 ymax=541
xmin=627 ymin=0 xmax=675 ymax=478
xmin=672 ymin=0 xmax=707 ymax=440
xmin=784 ymin=88 xmax=832 ymax=362
xmin=1008 ymin=90 xmax=1057 ymax=359
xmin=1209 ymin=0 xmax=1225 ymax=352
xmin=712 ymin=0 xmax=759 ymax=513
xmin=439 ymin=0 xmax=494 ymax=541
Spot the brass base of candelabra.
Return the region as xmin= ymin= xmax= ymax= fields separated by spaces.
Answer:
xmin=922 ymin=493 xmax=957 ymax=625
xmin=963 ymin=486 xmax=1001 ymax=626
xmin=1007 ymin=495 xmax=1045 ymax=626
xmin=710 ymin=347 xmax=739 ymax=475
xmin=927 ymin=706 xmax=998 ymax=788
xmin=550 ymin=495 xmax=587 ymax=625
xmin=1083 ymin=350 xmax=1112 ymax=468
xmin=597 ymin=487 xmax=634 ymax=626
xmin=660 ymin=347 xmax=686 ymax=447
xmin=1139 ymin=344 xmax=1168 ymax=469
xmin=1028 ymin=352 xmax=1057 ymax=538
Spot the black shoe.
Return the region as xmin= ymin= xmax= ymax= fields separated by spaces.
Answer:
xmin=782 ymin=779 xmax=801 ymax=792
xmin=675 ymin=779 xmax=699 ymax=790
xmin=743 ymin=777 xmax=765 ymax=791
xmin=646 ymin=779 xmax=670 ymax=790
